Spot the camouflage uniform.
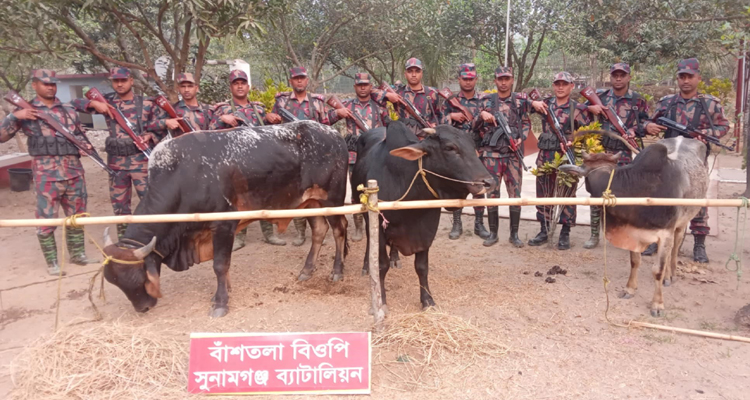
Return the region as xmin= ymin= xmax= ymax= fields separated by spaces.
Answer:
xmin=0 ymin=70 xmax=96 ymax=274
xmin=272 ymin=66 xmax=340 ymax=246
xmin=645 ymin=58 xmax=729 ymax=262
xmin=170 ymin=73 xmax=213 ymax=131
xmin=584 ymin=63 xmax=650 ymax=249
xmin=73 ymin=67 xmax=164 ymax=239
xmin=530 ymin=72 xmax=592 ymax=249
xmin=372 ymin=58 xmax=441 ymax=136
xmin=475 ymin=66 xmax=533 ymax=247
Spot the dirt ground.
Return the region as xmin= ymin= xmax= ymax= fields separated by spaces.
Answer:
xmin=1 ymin=151 xmax=749 ymax=400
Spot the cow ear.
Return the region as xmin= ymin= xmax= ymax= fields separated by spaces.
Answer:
xmin=390 ymin=144 xmax=425 ymax=161
xmin=144 ymin=264 xmax=162 ymax=298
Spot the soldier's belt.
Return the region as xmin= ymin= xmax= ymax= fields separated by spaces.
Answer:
xmin=105 ymin=137 xmax=141 ymax=157
xmin=27 ymin=136 xmax=80 ymax=157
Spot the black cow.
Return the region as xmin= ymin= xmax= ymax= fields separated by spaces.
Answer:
xmin=560 ymin=135 xmax=708 ymax=317
xmin=351 ymin=120 xmax=495 ymax=310
xmin=101 ymin=120 xmax=349 ymax=317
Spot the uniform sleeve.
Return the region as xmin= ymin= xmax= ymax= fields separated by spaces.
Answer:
xmin=146 ymin=105 xmax=169 ymax=137
xmin=438 ymin=99 xmax=453 ymax=125
xmin=705 ymin=98 xmax=729 ymax=138
xmin=646 ymin=98 xmax=668 ymax=128
xmin=379 ymin=104 xmax=390 ymax=125
xmin=0 ymin=113 xmax=21 ymax=143
xmin=574 ymin=105 xmax=592 ymax=129
xmin=326 ymin=106 xmax=341 ymax=125
xmin=209 ymin=105 xmax=229 ymax=130
xmin=370 ymin=89 xmax=388 ymax=107
xmin=70 ymin=98 xmax=92 ymax=114
xmin=634 ymin=97 xmax=650 ymax=137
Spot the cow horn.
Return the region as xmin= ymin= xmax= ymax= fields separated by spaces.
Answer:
xmin=421 ymin=128 xmax=436 ymax=135
xmin=132 ymin=237 xmax=157 ymax=260
xmin=103 ymin=227 xmax=114 ymax=247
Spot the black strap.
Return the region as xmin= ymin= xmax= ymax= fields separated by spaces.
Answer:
xmin=569 ymin=100 xmax=575 ymax=135
xmin=201 ymin=103 xmax=210 ymax=130
xmin=696 ymin=96 xmax=716 ymax=135
xmin=306 ymin=94 xmax=316 ymax=121
xmin=135 ymin=95 xmax=143 ymax=135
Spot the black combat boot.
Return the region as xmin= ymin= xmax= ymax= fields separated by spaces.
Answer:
xmin=642 ymin=242 xmax=658 ymax=256
xmin=448 ymin=210 xmax=462 ymax=240
xmin=508 ymin=208 xmax=524 ymax=248
xmin=292 ymin=218 xmax=307 ymax=246
xmin=232 ymin=227 xmax=248 ymax=251
xmin=693 ymin=234 xmax=709 ymax=263
xmin=474 ymin=208 xmax=490 ymax=239
xmin=352 ymin=213 xmax=365 ymax=242
xmin=557 ymin=224 xmax=571 ymax=250
xmin=583 ymin=206 xmax=600 ymax=249
xmin=260 ymin=220 xmax=286 ymax=246
xmin=37 ymin=233 xmax=65 ymax=276
xmin=483 ymin=207 xmax=499 ymax=247
xmin=67 ymin=228 xmax=99 ymax=265
xmin=528 ymin=220 xmax=548 ymax=246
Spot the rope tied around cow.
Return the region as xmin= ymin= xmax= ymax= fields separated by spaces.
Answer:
xmin=600 ymin=169 xmax=628 ymax=328
xmin=725 ymin=196 xmax=749 ymax=289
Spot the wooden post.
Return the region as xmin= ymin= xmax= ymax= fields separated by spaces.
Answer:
xmin=367 ymin=179 xmax=385 ymax=332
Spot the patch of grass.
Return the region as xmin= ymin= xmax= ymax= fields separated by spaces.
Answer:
xmin=643 ymin=333 xmax=675 ymax=344
xmin=699 ymin=321 xmax=718 ymax=331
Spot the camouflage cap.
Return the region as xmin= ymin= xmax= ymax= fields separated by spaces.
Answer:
xmin=177 ymin=73 xmax=195 ymax=84
xmin=404 ymin=57 xmax=424 ymax=71
xmin=495 ymin=66 xmax=513 ymax=78
xmin=458 ymin=63 xmax=477 ymax=79
xmin=552 ymin=71 xmax=574 ymax=83
xmin=229 ymin=69 xmax=248 ymax=83
xmin=610 ymin=63 xmax=631 ymax=74
xmin=354 ymin=73 xmax=371 ymax=85
xmin=109 ymin=67 xmax=131 ymax=80
xmin=31 ymin=69 xmax=59 ymax=84
xmin=677 ymin=58 xmax=700 ymax=75
xmin=290 ymin=66 xmax=308 ymax=78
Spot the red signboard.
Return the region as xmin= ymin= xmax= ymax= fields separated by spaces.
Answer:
xmin=188 ymin=332 xmax=371 ymax=395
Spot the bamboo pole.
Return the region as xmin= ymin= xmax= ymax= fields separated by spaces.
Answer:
xmin=367 ymin=180 xmax=386 ymax=332
xmin=628 ymin=321 xmax=750 ymax=344
xmin=0 ymin=197 xmax=748 ymax=228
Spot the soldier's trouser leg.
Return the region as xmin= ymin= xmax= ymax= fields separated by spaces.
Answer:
xmin=232 ymin=227 xmax=248 ymax=252
xmin=34 ymin=178 xmax=65 ymax=275
xmin=57 ymin=176 xmax=97 ymax=264
xmin=472 ymin=158 xmax=489 ymax=239
xmin=499 ymin=157 xmax=524 ymax=247
xmin=690 ymin=207 xmax=710 ymax=263
xmin=110 ymin=169 xmax=132 ymax=239
xmin=260 ymin=220 xmax=286 ymax=246
xmin=293 ymin=218 xmax=307 ymax=246
xmin=530 ymin=151 xmax=554 ymax=246
xmin=585 ymin=206 xmax=602 ymax=249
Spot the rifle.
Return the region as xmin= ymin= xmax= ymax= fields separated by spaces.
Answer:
xmin=85 ymin=87 xmax=152 ymax=159
xmin=4 ymin=90 xmax=114 ymax=175
xmin=437 ymin=88 xmax=473 ymax=122
xmin=378 ymin=82 xmax=434 ymax=128
xmin=656 ymin=117 xmax=735 ymax=151
xmin=484 ymin=111 xmax=528 ymax=171
xmin=579 ymin=87 xmax=640 ymax=150
xmin=528 ymin=88 xmax=577 ymax=163
xmin=277 ymin=107 xmax=299 ymax=123
xmin=326 ymin=95 xmax=370 ymax=132
xmin=154 ymin=95 xmax=195 ymax=137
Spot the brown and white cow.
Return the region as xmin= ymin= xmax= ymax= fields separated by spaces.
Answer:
xmin=561 ymin=136 xmax=708 ymax=317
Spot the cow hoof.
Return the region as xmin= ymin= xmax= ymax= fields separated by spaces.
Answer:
xmin=209 ymin=306 xmax=228 ymax=318
xmin=618 ymin=291 xmax=634 ymax=299
xmin=331 ymin=273 xmax=344 ymax=282
xmin=421 ymin=301 xmax=436 ymax=310
xmin=390 ymin=259 xmax=402 ymax=269
xmin=663 ymin=278 xmax=672 ymax=287
xmin=650 ymin=308 xmax=665 ymax=318
xmin=298 ymin=272 xmax=313 ymax=282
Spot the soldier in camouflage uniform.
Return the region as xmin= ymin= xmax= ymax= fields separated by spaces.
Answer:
xmin=340 ymin=72 xmax=389 ymax=242
xmin=208 ymin=69 xmax=286 ymax=250
xmin=474 ymin=66 xmax=534 ymax=248
xmin=372 ymin=58 xmax=442 ymax=137
xmin=583 ymin=63 xmax=650 ymax=249
xmin=437 ymin=63 xmax=490 ymax=241
xmin=644 ymin=58 xmax=729 ymax=263
xmin=74 ymin=67 xmax=164 ymax=239
xmin=163 ymin=73 xmax=213 ymax=133
xmin=267 ymin=66 xmax=353 ymax=246
xmin=529 ymin=72 xmax=593 ymax=250
xmin=0 ymin=70 xmax=102 ymax=275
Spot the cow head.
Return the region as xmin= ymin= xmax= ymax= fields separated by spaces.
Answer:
xmin=558 ymin=151 xmax=622 ymax=178
xmin=101 ymin=227 xmax=161 ymax=313
xmin=389 ymin=125 xmax=496 ymax=198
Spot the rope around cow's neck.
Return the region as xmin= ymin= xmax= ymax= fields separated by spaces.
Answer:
xmin=393 ymin=156 xmax=487 ymax=202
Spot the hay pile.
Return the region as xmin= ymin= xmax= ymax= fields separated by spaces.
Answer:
xmin=10 ymin=322 xmax=189 ymax=400
xmin=373 ymin=309 xmax=508 ymax=387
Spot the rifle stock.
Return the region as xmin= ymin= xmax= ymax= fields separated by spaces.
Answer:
xmin=579 ymin=87 xmax=640 ymax=149
xmin=528 ymin=88 xmax=577 ymax=163
xmin=378 ymin=82 xmax=434 ymax=128
xmin=326 ymin=95 xmax=370 ymax=131
xmin=85 ymin=87 xmax=151 ymax=159
xmin=4 ymin=90 xmax=114 ymax=175
xmin=154 ymin=95 xmax=194 ymax=137
xmin=656 ymin=117 xmax=735 ymax=151
xmin=437 ymin=88 xmax=473 ymax=122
